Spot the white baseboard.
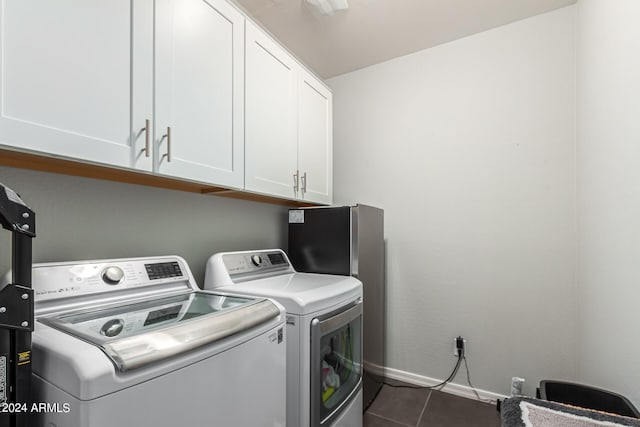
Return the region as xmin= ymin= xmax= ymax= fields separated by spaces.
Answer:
xmin=379 ymin=365 xmax=508 ymax=403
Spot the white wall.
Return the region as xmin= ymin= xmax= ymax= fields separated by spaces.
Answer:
xmin=576 ymin=0 xmax=640 ymax=406
xmin=0 ymin=167 xmax=288 ymax=283
xmin=328 ymin=6 xmax=577 ymax=397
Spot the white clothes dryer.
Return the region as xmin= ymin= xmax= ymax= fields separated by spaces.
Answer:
xmin=13 ymin=256 xmax=286 ymax=427
xmin=204 ymin=249 xmax=363 ymax=427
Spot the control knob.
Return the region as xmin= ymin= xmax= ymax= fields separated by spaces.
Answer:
xmin=100 ymin=319 xmax=125 ymax=337
xmin=251 ymin=255 xmax=263 ymax=266
xmin=102 ymin=266 xmax=124 ymax=285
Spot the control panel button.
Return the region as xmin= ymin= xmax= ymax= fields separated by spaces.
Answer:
xmin=102 ymin=266 xmax=125 ymax=285
xmin=100 ymin=319 xmax=125 ymax=337
xmin=251 ymin=255 xmax=263 ymax=267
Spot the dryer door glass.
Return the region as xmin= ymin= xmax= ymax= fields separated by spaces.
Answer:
xmin=310 ymin=300 xmax=362 ymax=427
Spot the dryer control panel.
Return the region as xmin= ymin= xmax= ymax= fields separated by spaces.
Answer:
xmin=27 ymin=256 xmax=193 ymax=304
xmin=205 ymin=249 xmax=297 ymax=289
xmin=223 ymin=250 xmax=292 ymax=278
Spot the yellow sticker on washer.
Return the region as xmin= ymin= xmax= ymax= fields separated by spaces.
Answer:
xmin=18 ymin=351 xmax=31 ymax=365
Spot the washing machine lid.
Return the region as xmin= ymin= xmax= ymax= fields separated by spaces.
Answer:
xmin=214 ymin=272 xmax=362 ymax=315
xmin=38 ymin=291 xmax=280 ymax=371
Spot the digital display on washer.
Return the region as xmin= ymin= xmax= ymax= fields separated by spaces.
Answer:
xmin=145 ymin=262 xmax=183 ymax=280
xmin=144 ymin=304 xmax=182 ymax=326
xmin=267 ymin=253 xmax=286 ymax=265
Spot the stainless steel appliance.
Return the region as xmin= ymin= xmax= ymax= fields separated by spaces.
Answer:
xmin=288 ymin=205 xmax=384 ymax=409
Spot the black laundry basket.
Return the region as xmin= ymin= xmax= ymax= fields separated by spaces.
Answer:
xmin=539 ymin=380 xmax=640 ymax=418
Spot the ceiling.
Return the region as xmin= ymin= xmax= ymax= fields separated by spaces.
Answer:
xmin=232 ymin=0 xmax=577 ymax=79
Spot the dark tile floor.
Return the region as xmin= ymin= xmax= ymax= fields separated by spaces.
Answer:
xmin=364 ymin=383 xmax=501 ymax=427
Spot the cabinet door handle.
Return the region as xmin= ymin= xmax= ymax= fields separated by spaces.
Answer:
xmin=293 ymin=170 xmax=299 ymax=194
xmin=161 ymin=126 xmax=172 ymax=163
xmin=301 ymin=172 xmax=307 ymax=195
xmin=140 ymin=119 xmax=150 ymax=157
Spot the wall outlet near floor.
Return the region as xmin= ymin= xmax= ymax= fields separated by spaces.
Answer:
xmin=453 ymin=337 xmax=468 ymax=357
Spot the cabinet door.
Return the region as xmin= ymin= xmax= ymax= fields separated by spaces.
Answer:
xmin=0 ymin=0 xmax=152 ymax=170
xmin=298 ymin=70 xmax=332 ymax=205
xmin=245 ymin=22 xmax=298 ymax=199
xmin=154 ymin=0 xmax=244 ymax=188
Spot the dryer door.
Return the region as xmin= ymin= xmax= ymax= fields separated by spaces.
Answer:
xmin=310 ymin=299 xmax=362 ymax=427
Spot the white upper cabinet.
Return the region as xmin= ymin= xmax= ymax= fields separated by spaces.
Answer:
xmin=298 ymin=69 xmax=333 ymax=205
xmin=245 ymin=21 xmax=298 ymax=199
xmin=0 ymin=1 xmax=329 ymax=203
xmin=154 ymin=0 xmax=244 ymax=188
xmin=245 ymin=21 xmax=333 ymax=204
xmin=0 ymin=0 xmax=152 ymax=171
xmin=0 ymin=0 xmax=244 ymax=188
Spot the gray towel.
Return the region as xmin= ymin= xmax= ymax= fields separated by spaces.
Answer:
xmin=501 ymin=397 xmax=640 ymax=427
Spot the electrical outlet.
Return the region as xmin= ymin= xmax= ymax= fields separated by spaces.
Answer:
xmin=453 ymin=337 xmax=468 ymax=357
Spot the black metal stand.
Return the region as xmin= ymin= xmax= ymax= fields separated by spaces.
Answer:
xmin=0 ymin=184 xmax=35 ymax=427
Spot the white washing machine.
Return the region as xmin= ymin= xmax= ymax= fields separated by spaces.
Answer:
xmin=18 ymin=255 xmax=286 ymax=427
xmin=204 ymin=249 xmax=363 ymax=427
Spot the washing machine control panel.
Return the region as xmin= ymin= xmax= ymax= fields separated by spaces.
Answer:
xmin=32 ymin=257 xmax=190 ymax=303
xmin=223 ymin=250 xmax=291 ymax=278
